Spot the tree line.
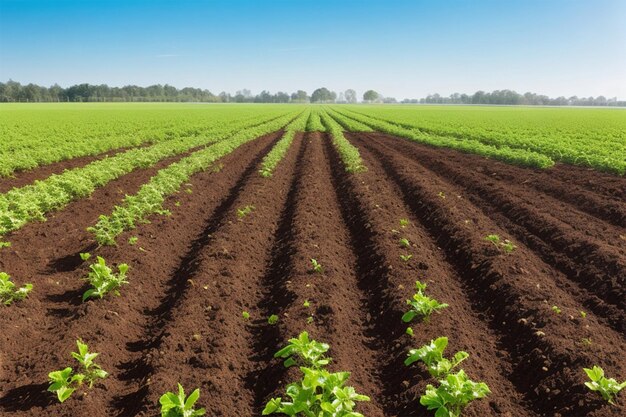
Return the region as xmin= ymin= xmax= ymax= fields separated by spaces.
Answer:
xmin=0 ymin=80 xmax=623 ymax=106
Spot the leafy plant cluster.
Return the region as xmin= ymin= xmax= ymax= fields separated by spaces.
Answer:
xmin=402 ymin=280 xmax=449 ymax=323
xmin=88 ymin=112 xmax=298 ymax=245
xmin=484 ymin=234 xmax=516 ymax=254
xmin=584 ymin=366 xmax=626 ymax=405
xmin=263 ymin=331 xmax=370 ymax=416
xmin=0 ymin=112 xmax=289 ymax=239
xmin=260 ymin=110 xmax=310 ymax=177
xmin=405 ymin=337 xmax=490 ymax=417
xmin=0 ymin=272 xmax=33 ymax=305
xmin=48 ymin=340 xmax=108 ymax=403
xmin=237 ymin=205 xmax=255 ymax=219
xmin=319 ymin=110 xmax=367 ymax=173
xmin=159 ymin=384 xmax=206 ymax=417
xmin=305 ymin=108 xmax=327 ymax=132
xmin=82 ymin=256 xmax=129 ymax=301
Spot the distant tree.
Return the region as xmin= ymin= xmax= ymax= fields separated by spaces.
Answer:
xmin=311 ymin=87 xmax=335 ymax=103
xmin=363 ymin=90 xmax=379 ymax=103
xmin=291 ymin=90 xmax=308 ymax=102
xmin=344 ymin=89 xmax=357 ymax=103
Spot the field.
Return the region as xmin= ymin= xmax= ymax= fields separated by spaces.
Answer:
xmin=0 ymin=104 xmax=624 ymax=417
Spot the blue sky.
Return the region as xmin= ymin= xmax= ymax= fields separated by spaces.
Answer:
xmin=1 ymin=0 xmax=625 ymax=99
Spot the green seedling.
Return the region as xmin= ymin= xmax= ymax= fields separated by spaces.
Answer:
xmin=306 ymin=316 xmax=314 ymax=324
xmin=581 ymin=338 xmax=592 ymax=346
xmin=485 ymin=234 xmax=501 ymax=246
xmin=242 ymin=311 xmax=250 ymax=321
xmin=580 ymin=310 xmax=587 ymax=318
xmin=310 ymin=259 xmax=323 ymax=274
xmin=399 ymin=238 xmax=410 ymax=248
xmin=0 ymin=272 xmax=33 ymax=305
xmin=420 ymin=370 xmax=490 ymax=417
xmin=402 ymin=280 xmax=448 ymax=323
xmin=405 ymin=337 xmax=469 ymax=377
xmin=303 ymin=300 xmax=310 ymax=308
xmin=274 ymin=331 xmax=330 ymax=369
xmin=584 ymin=366 xmax=626 ymax=405
xmin=406 ymin=327 xmax=414 ymax=336
xmin=174 ymin=201 xmax=181 ymax=207
xmin=128 ymin=236 xmax=138 ymax=245
xmin=185 ymin=188 xmax=193 ymax=194
xmin=159 ymin=384 xmax=206 ymax=417
xmin=268 ymin=314 xmax=279 ymax=325
xmin=438 ymin=191 xmax=446 ymax=199
xmin=48 ymin=339 xmax=108 ymax=403
xmin=552 ymin=305 xmax=561 ymax=314
xmin=485 ymin=234 xmax=517 ymax=254
xmin=0 ymin=241 xmax=11 ymax=248
xmin=400 ymin=218 xmax=410 ymax=228
xmin=82 ymin=256 xmax=129 ymax=301
xmin=400 ymin=254 xmax=413 ymax=262
xmin=237 ymin=205 xmax=255 ymax=219
xmin=79 ymin=252 xmax=91 ymax=261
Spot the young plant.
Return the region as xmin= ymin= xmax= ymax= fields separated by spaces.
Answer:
xmin=303 ymin=300 xmax=310 ymax=308
xmin=310 ymin=259 xmax=323 ymax=274
xmin=485 ymin=234 xmax=516 ymax=254
xmin=128 ymin=236 xmax=138 ymax=245
xmin=405 ymin=337 xmax=469 ymax=377
xmin=274 ymin=331 xmax=330 ymax=369
xmin=485 ymin=234 xmax=501 ymax=246
xmin=438 ymin=191 xmax=446 ymax=199
xmin=82 ymin=256 xmax=129 ymax=301
xmin=0 ymin=272 xmax=33 ymax=305
xmin=263 ymin=368 xmax=370 ymax=417
xmin=79 ymin=252 xmax=91 ymax=261
xmin=48 ymin=339 xmax=108 ymax=403
xmin=420 ymin=370 xmax=490 ymax=417
xmin=552 ymin=305 xmax=561 ymax=314
xmin=237 ymin=205 xmax=255 ymax=219
xmin=268 ymin=314 xmax=279 ymax=325
xmin=242 ymin=311 xmax=250 ymax=321
xmin=583 ymin=366 xmax=626 ymax=405
xmin=580 ymin=310 xmax=587 ymax=318
xmin=400 ymin=254 xmax=413 ymax=262
xmin=402 ymin=280 xmax=448 ymax=323
xmin=400 ymin=218 xmax=410 ymax=228
xmin=0 ymin=241 xmax=11 ymax=248
xmin=406 ymin=327 xmax=414 ymax=336
xmin=399 ymin=237 xmax=410 ymax=248
xmin=159 ymin=384 xmax=206 ymax=417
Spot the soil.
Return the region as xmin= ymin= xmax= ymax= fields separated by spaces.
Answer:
xmin=0 ymin=131 xmax=624 ymax=417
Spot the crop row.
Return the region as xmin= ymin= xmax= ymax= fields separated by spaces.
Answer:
xmin=340 ymin=105 xmax=625 ymax=174
xmin=319 ymin=109 xmax=366 ymax=173
xmin=0 ymin=111 xmax=293 ymax=239
xmin=88 ymin=111 xmax=300 ymax=245
xmin=259 ymin=109 xmax=311 ymax=177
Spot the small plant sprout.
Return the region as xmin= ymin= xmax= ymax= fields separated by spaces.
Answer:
xmin=552 ymin=305 xmax=562 ymax=314
xmin=580 ymin=310 xmax=587 ymax=318
xmin=48 ymin=339 xmax=108 ymax=403
xmin=310 ymin=259 xmax=323 ymax=274
xmin=159 ymin=384 xmax=206 ymax=417
xmin=0 ymin=241 xmax=11 ymax=248
xmin=274 ymin=331 xmax=331 ymax=369
xmin=242 ymin=311 xmax=250 ymax=321
xmin=303 ymin=300 xmax=310 ymax=308
xmin=79 ymin=252 xmax=91 ymax=261
xmin=185 ymin=188 xmax=193 ymax=194
xmin=82 ymin=257 xmax=129 ymax=302
xmin=400 ymin=218 xmax=410 ymax=228
xmin=400 ymin=254 xmax=413 ymax=262
xmin=583 ymin=366 xmax=626 ymax=405
xmin=128 ymin=236 xmax=138 ymax=245
xmin=402 ymin=280 xmax=448 ymax=323
xmin=0 ymin=272 xmax=33 ymax=305
xmin=406 ymin=327 xmax=414 ymax=336
xmin=268 ymin=314 xmax=279 ymax=325
xmin=405 ymin=337 xmax=469 ymax=377
xmin=307 ymin=316 xmax=314 ymax=324
xmin=174 ymin=201 xmax=181 ymax=207
xmin=420 ymin=370 xmax=490 ymax=417
xmin=438 ymin=191 xmax=446 ymax=199
xmin=237 ymin=205 xmax=255 ymax=219
xmin=485 ymin=234 xmax=517 ymax=254
xmin=581 ymin=338 xmax=592 ymax=346
xmin=399 ymin=238 xmax=410 ymax=248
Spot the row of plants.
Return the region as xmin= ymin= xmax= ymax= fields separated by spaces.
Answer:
xmin=305 ymin=108 xmax=326 ymax=132
xmin=259 ymin=110 xmax=311 ymax=177
xmin=0 ymin=111 xmax=291 ymax=238
xmin=319 ymin=109 xmax=367 ymax=173
xmin=332 ymin=107 xmax=555 ymax=169
xmin=88 ymin=112 xmax=299 ymax=245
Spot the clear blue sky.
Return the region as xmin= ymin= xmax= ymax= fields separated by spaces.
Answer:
xmin=1 ymin=0 xmax=625 ymax=99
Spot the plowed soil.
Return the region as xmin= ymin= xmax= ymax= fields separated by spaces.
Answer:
xmin=0 ymin=131 xmax=624 ymax=417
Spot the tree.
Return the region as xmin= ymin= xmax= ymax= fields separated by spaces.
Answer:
xmin=291 ymin=90 xmax=308 ymax=102
xmin=311 ymin=87 xmax=335 ymax=103
xmin=345 ymin=89 xmax=357 ymax=103
xmin=363 ymin=90 xmax=379 ymax=103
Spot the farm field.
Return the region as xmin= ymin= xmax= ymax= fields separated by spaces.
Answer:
xmin=0 ymin=104 xmax=624 ymax=417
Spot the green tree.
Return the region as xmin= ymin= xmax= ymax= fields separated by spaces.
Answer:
xmin=363 ymin=90 xmax=379 ymax=102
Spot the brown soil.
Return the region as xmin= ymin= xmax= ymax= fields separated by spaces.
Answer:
xmin=0 ymin=131 xmax=624 ymax=417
